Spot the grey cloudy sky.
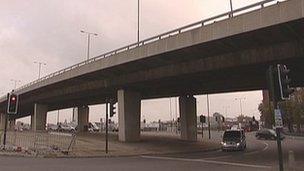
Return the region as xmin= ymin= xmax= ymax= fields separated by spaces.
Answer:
xmin=0 ymin=0 xmax=267 ymax=124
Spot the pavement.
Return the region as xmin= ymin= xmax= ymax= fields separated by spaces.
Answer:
xmin=70 ymin=131 xmax=220 ymax=157
xmin=0 ymin=130 xmax=220 ymax=157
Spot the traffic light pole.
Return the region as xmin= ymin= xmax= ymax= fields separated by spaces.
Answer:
xmin=274 ymin=103 xmax=284 ymax=171
xmin=207 ymin=94 xmax=211 ymax=139
xmin=3 ymin=113 xmax=8 ymax=147
xmin=201 ymin=123 xmax=204 ymax=140
xmin=268 ymin=65 xmax=284 ymax=171
xmin=105 ymin=101 xmax=109 ymax=154
xmin=3 ymin=93 xmax=10 ymax=147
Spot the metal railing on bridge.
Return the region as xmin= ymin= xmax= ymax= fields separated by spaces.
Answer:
xmin=1 ymin=0 xmax=286 ymax=99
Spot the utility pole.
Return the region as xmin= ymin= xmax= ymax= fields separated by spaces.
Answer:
xmin=80 ymin=30 xmax=98 ymax=60
xmin=34 ymin=61 xmax=46 ymax=79
xmin=207 ymin=94 xmax=211 ymax=139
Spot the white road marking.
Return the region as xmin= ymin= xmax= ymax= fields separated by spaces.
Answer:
xmin=243 ymin=141 xmax=269 ymax=156
xmin=262 ymin=142 xmax=269 ymax=151
xmin=141 ymin=155 xmax=272 ymax=169
xmin=204 ymin=141 xmax=269 ymax=159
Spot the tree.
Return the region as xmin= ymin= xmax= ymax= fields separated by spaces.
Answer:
xmin=280 ymin=88 xmax=304 ymax=133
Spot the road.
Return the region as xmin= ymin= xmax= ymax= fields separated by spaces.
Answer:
xmin=0 ymin=131 xmax=303 ymax=171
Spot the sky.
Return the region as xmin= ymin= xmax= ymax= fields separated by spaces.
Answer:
xmin=0 ymin=0 xmax=272 ymax=124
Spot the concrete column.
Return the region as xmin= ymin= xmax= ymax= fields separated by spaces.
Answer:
xmin=0 ymin=113 xmax=6 ymax=131
xmin=118 ymin=89 xmax=141 ymax=142
xmin=179 ymin=95 xmax=197 ymax=141
xmin=8 ymin=119 xmax=16 ymax=131
xmin=30 ymin=113 xmax=34 ymax=130
xmin=32 ymin=103 xmax=48 ymax=131
xmin=77 ymin=106 xmax=89 ymax=132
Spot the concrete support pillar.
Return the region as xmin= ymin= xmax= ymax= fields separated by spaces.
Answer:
xmin=30 ymin=113 xmax=34 ymax=130
xmin=118 ymin=89 xmax=141 ymax=142
xmin=179 ymin=95 xmax=197 ymax=141
xmin=8 ymin=119 xmax=16 ymax=131
xmin=77 ymin=106 xmax=89 ymax=132
xmin=32 ymin=103 xmax=48 ymax=131
xmin=0 ymin=113 xmax=6 ymax=131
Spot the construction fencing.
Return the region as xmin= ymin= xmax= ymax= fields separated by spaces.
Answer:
xmin=0 ymin=131 xmax=76 ymax=154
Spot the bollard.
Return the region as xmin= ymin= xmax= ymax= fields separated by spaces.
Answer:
xmin=288 ymin=150 xmax=295 ymax=171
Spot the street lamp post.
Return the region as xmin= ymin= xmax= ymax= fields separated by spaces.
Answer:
xmin=235 ymin=97 xmax=246 ymax=115
xmin=34 ymin=61 xmax=46 ymax=79
xmin=223 ymin=106 xmax=230 ymax=119
xmin=80 ymin=30 xmax=98 ymax=60
xmin=137 ymin=0 xmax=140 ymax=43
xmin=10 ymin=79 xmax=21 ymax=89
xmin=229 ymin=0 xmax=233 ymax=17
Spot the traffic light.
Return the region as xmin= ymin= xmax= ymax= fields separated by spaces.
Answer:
xmin=277 ymin=64 xmax=294 ymax=100
xmin=200 ymin=115 xmax=206 ymax=123
xmin=267 ymin=64 xmax=294 ymax=102
xmin=7 ymin=93 xmax=18 ymax=114
xmin=222 ymin=116 xmax=225 ymax=122
xmin=109 ymin=101 xmax=116 ymax=117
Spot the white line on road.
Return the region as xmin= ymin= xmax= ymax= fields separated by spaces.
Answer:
xmin=203 ymin=142 xmax=269 ymax=160
xmin=243 ymin=141 xmax=269 ymax=156
xmin=141 ymin=156 xmax=272 ymax=169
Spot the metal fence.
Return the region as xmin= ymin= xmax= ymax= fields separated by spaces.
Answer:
xmin=0 ymin=0 xmax=285 ymax=98
xmin=1 ymin=131 xmax=76 ymax=153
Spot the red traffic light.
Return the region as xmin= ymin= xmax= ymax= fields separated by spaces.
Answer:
xmin=7 ymin=93 xmax=18 ymax=114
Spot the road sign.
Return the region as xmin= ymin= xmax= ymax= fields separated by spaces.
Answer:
xmin=274 ymin=109 xmax=283 ymax=128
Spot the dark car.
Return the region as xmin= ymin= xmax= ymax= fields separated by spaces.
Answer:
xmin=256 ymin=129 xmax=285 ymax=140
xmin=221 ymin=129 xmax=246 ymax=151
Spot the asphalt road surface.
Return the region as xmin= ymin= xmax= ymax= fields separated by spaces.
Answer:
xmin=0 ymin=131 xmax=303 ymax=171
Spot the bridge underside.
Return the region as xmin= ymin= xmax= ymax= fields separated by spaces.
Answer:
xmin=8 ymin=18 xmax=303 ymax=119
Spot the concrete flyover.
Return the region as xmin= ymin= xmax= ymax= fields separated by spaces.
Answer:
xmin=0 ymin=0 xmax=303 ymax=142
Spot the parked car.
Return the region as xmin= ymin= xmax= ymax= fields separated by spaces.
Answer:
xmin=221 ymin=129 xmax=246 ymax=151
xmin=88 ymin=122 xmax=99 ymax=132
xmin=58 ymin=124 xmax=76 ymax=133
xmin=255 ymin=129 xmax=285 ymax=140
xmin=47 ymin=124 xmax=58 ymax=131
